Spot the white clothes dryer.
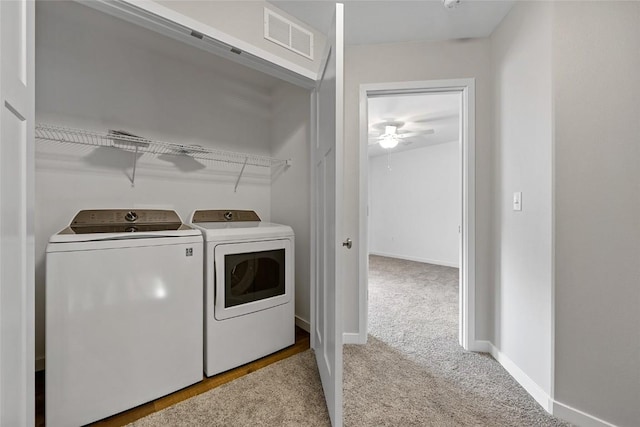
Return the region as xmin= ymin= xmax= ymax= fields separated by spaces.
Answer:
xmin=190 ymin=210 xmax=295 ymax=377
xmin=46 ymin=210 xmax=203 ymax=427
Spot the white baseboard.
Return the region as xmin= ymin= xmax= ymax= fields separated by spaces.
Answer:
xmin=343 ymin=332 xmax=366 ymax=344
xmin=295 ymin=315 xmax=310 ymax=333
xmin=551 ymin=400 xmax=618 ymax=427
xmin=368 ymin=251 xmax=459 ymax=268
xmin=35 ymin=356 xmax=45 ymax=372
xmin=487 ymin=343 xmax=552 ymax=412
xmin=469 ymin=339 xmax=491 ymax=353
xmin=483 ymin=342 xmax=619 ymax=426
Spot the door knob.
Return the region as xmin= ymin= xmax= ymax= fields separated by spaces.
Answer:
xmin=342 ymin=238 xmax=353 ymax=249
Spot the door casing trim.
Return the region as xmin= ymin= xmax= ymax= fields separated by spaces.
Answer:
xmin=356 ymin=78 xmax=477 ymax=350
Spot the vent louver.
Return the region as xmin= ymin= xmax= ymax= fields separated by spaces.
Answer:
xmin=264 ymin=8 xmax=314 ymax=60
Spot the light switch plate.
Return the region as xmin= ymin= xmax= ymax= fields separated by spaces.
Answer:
xmin=513 ymin=192 xmax=522 ymax=211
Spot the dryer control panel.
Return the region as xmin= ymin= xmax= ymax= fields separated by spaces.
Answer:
xmin=192 ymin=210 xmax=261 ymax=223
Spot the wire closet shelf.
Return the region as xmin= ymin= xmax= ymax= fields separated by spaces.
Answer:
xmin=35 ymin=123 xmax=288 ymax=168
xmin=35 ymin=123 xmax=291 ymax=189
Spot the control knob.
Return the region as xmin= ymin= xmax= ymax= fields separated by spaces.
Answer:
xmin=124 ymin=211 xmax=138 ymax=222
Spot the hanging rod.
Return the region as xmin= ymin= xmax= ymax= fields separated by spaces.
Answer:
xmin=35 ymin=123 xmax=290 ymax=168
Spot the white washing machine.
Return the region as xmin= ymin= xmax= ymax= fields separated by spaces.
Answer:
xmin=190 ymin=209 xmax=295 ymax=376
xmin=46 ymin=209 xmax=203 ymax=427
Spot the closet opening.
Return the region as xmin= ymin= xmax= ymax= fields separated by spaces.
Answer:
xmin=34 ymin=1 xmax=316 ymax=425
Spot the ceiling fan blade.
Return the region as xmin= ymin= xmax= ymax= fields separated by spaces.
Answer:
xmin=370 ymin=120 xmax=405 ymax=131
xmin=406 ymin=111 xmax=458 ymax=123
xmin=399 ymin=129 xmax=435 ymax=138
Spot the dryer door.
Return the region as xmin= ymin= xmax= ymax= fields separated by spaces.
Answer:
xmin=214 ymin=239 xmax=292 ymax=320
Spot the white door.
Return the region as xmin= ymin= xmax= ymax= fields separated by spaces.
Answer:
xmin=313 ymin=3 xmax=344 ymax=427
xmin=0 ymin=0 xmax=35 ymax=425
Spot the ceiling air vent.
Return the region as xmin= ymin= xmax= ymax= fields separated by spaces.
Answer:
xmin=264 ymin=8 xmax=314 ymax=60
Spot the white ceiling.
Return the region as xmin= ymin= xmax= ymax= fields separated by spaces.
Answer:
xmin=368 ymin=92 xmax=460 ymax=157
xmin=270 ymin=0 xmax=514 ymax=45
xmin=270 ymin=1 xmax=506 ymax=157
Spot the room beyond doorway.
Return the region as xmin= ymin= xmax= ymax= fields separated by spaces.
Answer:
xmin=367 ymin=89 xmax=461 ymax=349
xmin=356 ymin=79 xmax=477 ymax=350
xmin=367 ymin=92 xmax=461 ymax=268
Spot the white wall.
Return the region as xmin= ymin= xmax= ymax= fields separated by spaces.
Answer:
xmin=490 ymin=0 xmax=554 ymax=400
xmin=35 ymin=2 xmax=307 ymax=366
xmin=345 ymin=38 xmax=493 ymax=338
xmin=270 ymin=82 xmax=312 ymax=330
xmin=553 ymin=2 xmax=640 ymax=426
xmin=157 ymin=0 xmax=326 ymax=76
xmin=368 ymin=142 xmax=460 ymax=267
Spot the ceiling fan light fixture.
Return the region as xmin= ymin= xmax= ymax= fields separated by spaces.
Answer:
xmin=379 ymin=135 xmax=399 ymax=149
xmin=377 ymin=124 xmax=400 ymax=149
xmin=443 ymin=0 xmax=461 ymax=9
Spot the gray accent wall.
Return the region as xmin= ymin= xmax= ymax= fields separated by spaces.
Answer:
xmin=553 ymin=2 xmax=640 ymax=425
xmin=490 ymin=0 xmax=554 ymax=398
xmin=493 ymin=2 xmax=640 ymax=425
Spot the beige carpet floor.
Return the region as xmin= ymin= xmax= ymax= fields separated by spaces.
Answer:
xmin=343 ymin=255 xmax=569 ymax=426
xmin=129 ymin=255 xmax=570 ymax=426
xmin=128 ymin=350 xmax=330 ymax=427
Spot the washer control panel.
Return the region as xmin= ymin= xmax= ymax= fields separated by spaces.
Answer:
xmin=192 ymin=210 xmax=261 ymax=223
xmin=69 ymin=209 xmax=184 ymax=233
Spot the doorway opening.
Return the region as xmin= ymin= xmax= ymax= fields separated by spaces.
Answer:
xmin=357 ymin=79 xmax=476 ymax=351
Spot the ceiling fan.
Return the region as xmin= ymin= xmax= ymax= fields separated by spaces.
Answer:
xmin=368 ymin=120 xmax=434 ymax=149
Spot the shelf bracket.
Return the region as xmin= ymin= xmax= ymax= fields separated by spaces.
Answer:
xmin=234 ymin=156 xmax=249 ymax=192
xmin=130 ymin=144 xmax=139 ymax=187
